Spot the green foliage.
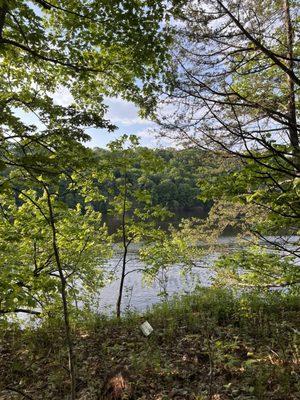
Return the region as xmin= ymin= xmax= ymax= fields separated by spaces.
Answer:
xmin=140 ymin=218 xmax=203 ymax=286
xmin=214 ymin=247 xmax=300 ymax=291
xmin=104 ymin=135 xmax=172 ymax=242
xmin=0 ymin=0 xmax=173 ymax=203
xmin=146 ymin=0 xmax=300 ymax=291
xmin=89 ymin=146 xmax=207 ymax=214
xmin=0 ymin=172 xmax=112 ymax=317
xmin=199 ymin=151 xmax=299 ymax=234
xmin=196 ymin=150 xmax=300 ymax=289
xmin=0 ymin=0 xmax=172 ymax=104
xmin=0 ymin=1 xmax=299 ymax=395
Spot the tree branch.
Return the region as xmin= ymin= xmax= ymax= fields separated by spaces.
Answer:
xmin=0 ymin=3 xmax=8 ymax=38
xmin=216 ymin=0 xmax=300 ymax=86
xmin=33 ymin=0 xmax=98 ymax=21
xmin=0 ymin=308 xmax=41 ymax=316
xmin=0 ymin=38 xmax=99 ymax=72
xmin=34 ymin=0 xmax=51 ymax=10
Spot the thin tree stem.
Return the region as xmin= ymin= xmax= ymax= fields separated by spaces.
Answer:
xmin=45 ymin=187 xmax=76 ymax=400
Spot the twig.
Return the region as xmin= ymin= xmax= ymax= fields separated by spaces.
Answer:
xmin=0 ymin=308 xmax=41 ymax=316
xmin=4 ymin=387 xmax=35 ymax=400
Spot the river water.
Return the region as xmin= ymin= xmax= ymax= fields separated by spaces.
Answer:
xmin=94 ymin=235 xmax=299 ymax=314
xmin=96 ymin=237 xmax=236 ymax=314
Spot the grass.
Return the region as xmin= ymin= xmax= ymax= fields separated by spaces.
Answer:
xmin=0 ymin=287 xmax=299 ymax=399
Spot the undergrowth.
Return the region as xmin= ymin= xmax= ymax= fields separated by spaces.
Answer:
xmin=0 ymin=287 xmax=299 ymax=399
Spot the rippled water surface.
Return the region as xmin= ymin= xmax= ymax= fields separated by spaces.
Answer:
xmin=96 ymin=237 xmax=237 ymax=313
xmin=95 ymin=235 xmax=299 ymax=313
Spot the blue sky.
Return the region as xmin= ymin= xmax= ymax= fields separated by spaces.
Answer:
xmin=16 ymin=88 xmax=173 ymax=150
xmin=86 ymin=97 xmax=160 ymax=149
xmin=54 ymin=87 xmax=171 ymax=149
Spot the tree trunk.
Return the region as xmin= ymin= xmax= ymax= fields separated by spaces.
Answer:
xmin=0 ymin=2 xmax=8 ymax=38
xmin=282 ymin=0 xmax=299 ymax=168
xmin=116 ymin=172 xmax=128 ymax=318
xmin=116 ymin=245 xmax=127 ymax=318
xmin=45 ymin=188 xmax=76 ymax=400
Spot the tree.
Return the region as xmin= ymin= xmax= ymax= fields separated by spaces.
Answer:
xmin=0 ymin=4 xmax=175 ymax=395
xmin=147 ymin=0 xmax=300 ymax=275
xmin=156 ymin=0 xmax=299 ymax=158
xmin=0 ymin=0 xmax=175 ymax=183
xmin=91 ymin=146 xmax=207 ymax=214
xmin=0 ymin=0 xmax=172 ymax=103
xmin=0 ymin=161 xmax=112 ymax=398
xmin=102 ymin=135 xmax=171 ymax=317
xmin=0 ymin=121 xmax=117 ymax=398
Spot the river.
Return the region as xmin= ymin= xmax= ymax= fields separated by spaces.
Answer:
xmin=96 ymin=237 xmax=237 ymax=314
xmin=93 ymin=234 xmax=299 ymax=314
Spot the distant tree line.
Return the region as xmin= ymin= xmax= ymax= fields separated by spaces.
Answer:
xmin=58 ymin=147 xmax=211 ymax=216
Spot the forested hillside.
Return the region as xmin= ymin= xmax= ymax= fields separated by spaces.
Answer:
xmin=59 ymin=147 xmax=209 ymax=214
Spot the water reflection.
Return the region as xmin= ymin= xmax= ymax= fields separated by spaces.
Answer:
xmin=97 ymin=248 xmax=217 ymax=314
xmin=96 ymin=235 xmax=299 ymax=314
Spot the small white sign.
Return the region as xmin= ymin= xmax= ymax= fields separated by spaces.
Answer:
xmin=140 ymin=321 xmax=153 ymax=337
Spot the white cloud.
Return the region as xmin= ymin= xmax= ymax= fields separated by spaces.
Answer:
xmin=105 ymin=97 xmax=152 ymax=126
xmin=51 ymin=88 xmax=176 ymax=148
xmin=134 ymin=127 xmax=178 ymax=148
xmin=53 ymin=87 xmax=74 ymax=107
xmin=53 ymin=89 xmax=152 ymax=126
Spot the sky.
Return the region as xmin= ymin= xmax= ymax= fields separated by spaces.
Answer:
xmin=54 ymin=88 xmax=171 ymax=150
xmin=16 ymin=88 xmax=173 ymax=150
xmin=86 ymin=97 xmax=160 ymax=149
